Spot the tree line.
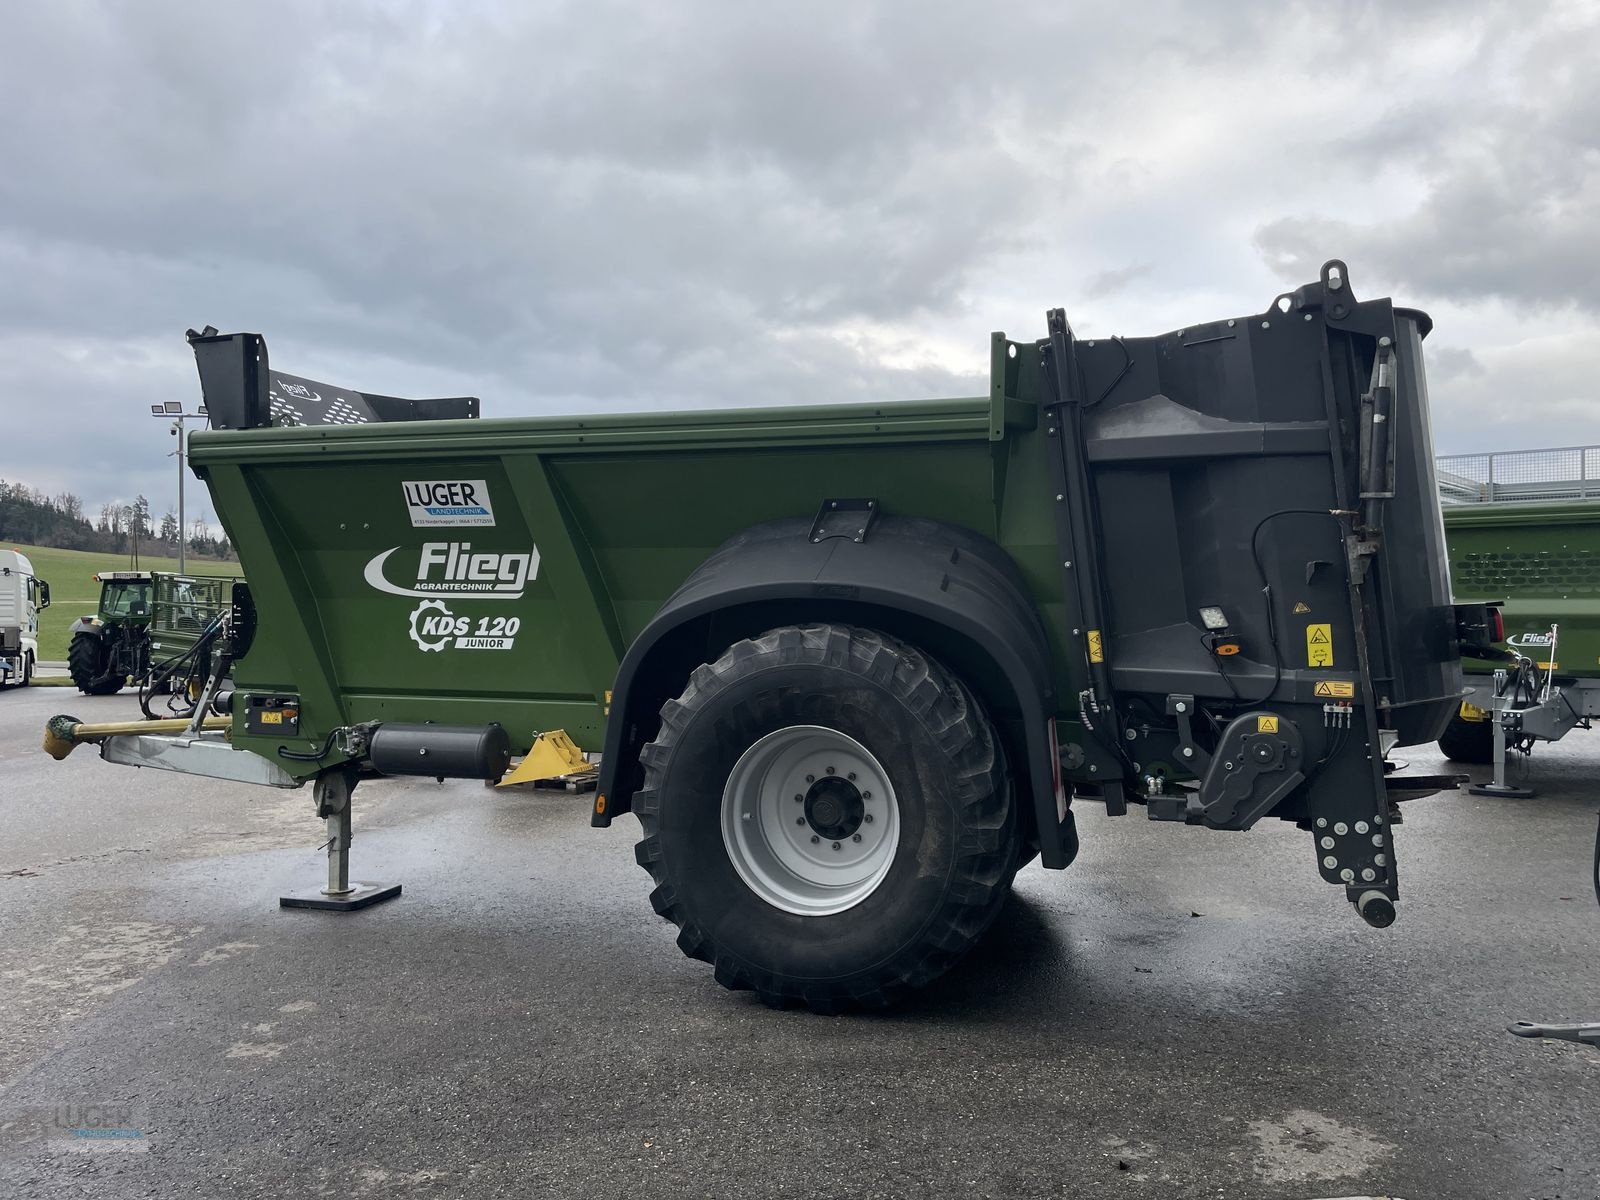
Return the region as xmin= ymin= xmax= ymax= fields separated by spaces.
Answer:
xmin=0 ymin=480 xmax=235 ymax=561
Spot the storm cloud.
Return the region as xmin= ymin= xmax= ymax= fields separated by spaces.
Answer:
xmin=2 ymin=0 xmax=1597 ymax=514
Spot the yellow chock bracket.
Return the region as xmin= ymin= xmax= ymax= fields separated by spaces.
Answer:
xmin=44 ymin=714 xmax=232 ymax=761
xmin=498 ymin=729 xmax=597 ymax=789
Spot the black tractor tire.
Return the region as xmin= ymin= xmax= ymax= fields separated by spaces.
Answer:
xmin=634 ymin=623 xmax=1020 ymax=1011
xmin=1438 ymin=711 xmax=1494 ymax=765
xmin=21 ymin=651 xmax=32 ymax=687
xmin=68 ymin=632 xmax=124 ymax=696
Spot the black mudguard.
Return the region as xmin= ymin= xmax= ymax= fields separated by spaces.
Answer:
xmin=595 ymin=515 xmax=1079 ymax=870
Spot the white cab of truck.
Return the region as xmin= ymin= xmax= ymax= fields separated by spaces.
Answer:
xmin=0 ymin=549 xmax=50 ymax=688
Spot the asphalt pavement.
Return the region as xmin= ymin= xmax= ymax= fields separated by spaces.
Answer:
xmin=0 ymin=686 xmax=1596 ymax=1199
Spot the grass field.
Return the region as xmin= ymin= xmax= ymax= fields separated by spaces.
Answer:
xmin=6 ymin=543 xmax=241 ymax=663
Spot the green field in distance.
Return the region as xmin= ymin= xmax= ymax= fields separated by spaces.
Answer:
xmin=4 ymin=542 xmax=241 ymax=663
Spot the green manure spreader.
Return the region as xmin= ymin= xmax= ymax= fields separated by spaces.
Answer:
xmin=47 ymin=262 xmax=1496 ymax=1009
xmin=1437 ymin=450 xmax=1600 ymax=790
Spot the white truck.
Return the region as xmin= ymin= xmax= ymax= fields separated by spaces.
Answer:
xmin=0 ymin=549 xmax=51 ymax=688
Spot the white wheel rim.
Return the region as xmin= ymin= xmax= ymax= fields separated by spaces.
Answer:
xmin=720 ymin=725 xmax=901 ymax=916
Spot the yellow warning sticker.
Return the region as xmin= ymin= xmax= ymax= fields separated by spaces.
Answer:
xmin=1313 ymin=680 xmax=1356 ymax=699
xmin=1086 ymin=630 xmax=1104 ymax=663
xmin=1257 ymin=715 xmax=1279 ymax=733
xmin=1306 ymin=623 xmax=1334 ymax=668
xmin=1292 ymin=601 xmax=1311 ymax=614
xmin=260 ymin=711 xmax=283 ymax=725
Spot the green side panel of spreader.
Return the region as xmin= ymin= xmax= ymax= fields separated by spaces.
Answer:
xmin=190 ymin=396 xmax=1063 ymax=776
xmin=1445 ymin=500 xmax=1600 ymax=678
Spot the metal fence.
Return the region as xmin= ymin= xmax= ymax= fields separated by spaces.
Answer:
xmin=1436 ymin=446 xmax=1600 ymax=504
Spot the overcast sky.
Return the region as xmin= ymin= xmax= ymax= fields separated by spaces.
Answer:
xmin=2 ymin=1 xmax=1597 ymax=519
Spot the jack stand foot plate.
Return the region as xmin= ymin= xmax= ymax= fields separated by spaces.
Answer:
xmin=1468 ymin=782 xmax=1535 ymax=799
xmin=280 ymin=882 xmax=402 ymax=911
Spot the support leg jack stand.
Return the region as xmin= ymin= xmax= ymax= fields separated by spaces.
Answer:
xmin=280 ymin=771 xmax=401 ymax=911
xmin=1470 ymin=669 xmax=1534 ymax=799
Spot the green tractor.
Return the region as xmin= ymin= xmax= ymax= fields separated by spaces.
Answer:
xmin=68 ymin=572 xmax=153 ymax=695
xmin=68 ymin=571 xmax=227 ymax=696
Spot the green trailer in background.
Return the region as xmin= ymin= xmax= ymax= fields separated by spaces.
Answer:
xmin=1438 ymin=447 xmax=1600 ymax=790
xmin=47 ymin=265 xmax=1494 ymax=1009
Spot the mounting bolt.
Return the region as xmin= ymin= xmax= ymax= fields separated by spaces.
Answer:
xmin=826 ymin=766 xmax=835 ymax=775
xmin=1175 ymin=702 xmax=1187 ymax=713
xmin=1372 ymin=833 xmax=1384 ymax=846
xmin=1375 ymin=853 xmax=1387 ymax=866
xmin=1181 ymin=747 xmax=1194 ymax=758
xmin=1316 ymin=818 xmax=1327 ymax=828
xmin=805 ymin=774 xmax=814 ymax=783
xmin=1322 ymin=855 xmax=1338 ymax=869
xmin=1320 ymin=836 xmax=1335 ymax=850
xmin=795 ymin=794 xmax=803 ymax=802
xmin=810 ymin=835 xmax=820 ymax=844
xmin=862 ymin=791 xmax=871 ymax=799
xmin=852 ymin=833 xmax=862 ymax=843
xmin=832 ymin=842 xmax=841 ymax=851
xmin=1355 ymin=820 xmax=1369 ymax=834
xmin=1056 ymin=494 xmax=1065 ymax=502
xmin=1064 ymin=561 xmax=1073 ymax=569
xmin=796 ymin=817 xmax=806 ymax=825
xmin=864 ymin=814 xmax=874 ymax=824
xmin=1334 ymin=822 xmax=1349 ymax=835
xmin=1361 ymin=867 xmax=1376 ymax=882
xmin=1340 ymin=868 xmax=1355 ymax=882
xmin=848 ymin=772 xmax=856 ymax=781
xmin=1125 ymin=728 xmax=1138 ymax=740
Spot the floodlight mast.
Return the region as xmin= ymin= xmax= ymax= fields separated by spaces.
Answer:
xmin=150 ymin=401 xmax=209 ymax=572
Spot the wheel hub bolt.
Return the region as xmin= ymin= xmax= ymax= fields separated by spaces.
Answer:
xmin=864 ymin=814 xmax=874 ymax=824
xmin=832 ymin=842 xmax=841 ymax=851
xmin=852 ymin=833 xmax=862 ymax=843
xmin=861 ymin=791 xmax=872 ymax=800
xmin=826 ymin=766 xmax=835 ymax=775
xmin=796 ymin=817 xmax=806 ymax=826
xmin=794 ymin=794 xmax=803 ymax=803
xmin=805 ymin=774 xmax=814 ymax=783
xmin=848 ymin=772 xmax=856 ymax=781
xmin=810 ymin=835 xmax=820 ymax=844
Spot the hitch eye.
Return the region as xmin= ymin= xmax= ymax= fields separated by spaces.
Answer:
xmin=1198 ymin=605 xmax=1229 ymax=631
